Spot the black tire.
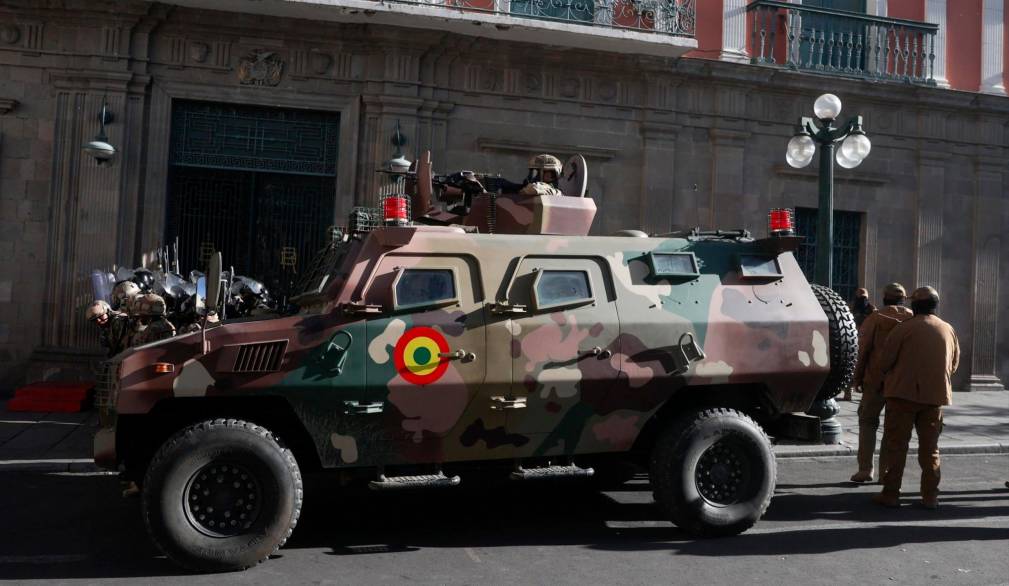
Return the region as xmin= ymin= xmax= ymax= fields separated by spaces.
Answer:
xmin=142 ymin=419 xmax=303 ymax=572
xmin=650 ymin=408 xmax=776 ymax=537
xmin=810 ymin=284 xmax=859 ymax=401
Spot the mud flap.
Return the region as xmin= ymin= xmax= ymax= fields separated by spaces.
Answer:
xmin=768 ymin=413 xmax=823 ymax=442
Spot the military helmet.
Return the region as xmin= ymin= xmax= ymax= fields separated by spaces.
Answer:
xmin=528 ymin=154 xmax=562 ymax=174
xmin=131 ymin=293 xmax=167 ymax=317
xmin=86 ymin=299 xmax=111 ymax=322
xmin=111 ymin=280 xmax=142 ymax=310
xmin=883 ymin=282 xmax=907 ymax=299
xmin=132 ymin=269 xmax=157 ymax=292
xmin=911 ymin=286 xmax=939 ymax=304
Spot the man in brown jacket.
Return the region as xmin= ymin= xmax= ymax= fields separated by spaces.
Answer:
xmin=849 ymin=283 xmax=913 ymax=483
xmin=873 ymin=286 xmax=959 ymax=509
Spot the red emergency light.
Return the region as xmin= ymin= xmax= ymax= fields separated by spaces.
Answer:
xmin=768 ymin=208 xmax=794 ymax=236
xmin=383 ymin=196 xmax=409 ymax=226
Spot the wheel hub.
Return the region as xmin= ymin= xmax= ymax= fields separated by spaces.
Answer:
xmin=695 ymin=441 xmax=747 ymax=505
xmin=184 ymin=462 xmax=262 ymax=537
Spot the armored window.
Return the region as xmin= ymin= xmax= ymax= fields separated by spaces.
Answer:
xmin=648 ymin=252 xmax=699 ymax=278
xmin=532 ymin=270 xmax=594 ymax=311
xmin=393 ymin=268 xmax=459 ymax=311
xmin=739 ymin=255 xmax=783 ymax=279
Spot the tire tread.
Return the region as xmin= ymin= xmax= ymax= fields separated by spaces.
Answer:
xmin=650 ymin=408 xmax=776 ymax=537
xmin=810 ymin=284 xmax=859 ymax=401
xmin=142 ymin=418 xmax=303 ymax=572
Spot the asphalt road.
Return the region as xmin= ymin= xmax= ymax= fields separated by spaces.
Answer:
xmin=0 ymin=455 xmax=1006 ymax=585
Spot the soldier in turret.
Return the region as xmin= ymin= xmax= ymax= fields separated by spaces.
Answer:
xmin=518 ymin=153 xmax=563 ymax=196
xmin=130 ymin=293 xmax=177 ymax=346
xmin=86 ymin=299 xmax=133 ymax=357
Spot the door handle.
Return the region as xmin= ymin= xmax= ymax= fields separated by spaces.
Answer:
xmin=343 ymin=400 xmax=384 ymax=415
xmin=580 ymin=346 xmax=612 ymax=360
xmin=438 ymin=349 xmax=477 ymax=362
xmin=324 ymin=330 xmax=353 ymax=375
xmin=490 ymin=396 xmax=527 ymax=410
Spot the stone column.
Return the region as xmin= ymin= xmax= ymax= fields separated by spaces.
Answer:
xmin=639 ymin=123 xmax=680 ymax=234
xmin=43 ymin=82 xmax=139 ymax=351
xmin=926 ymin=0 xmax=949 ymax=87
xmin=867 ymin=0 xmax=886 ymax=17
xmin=967 ymin=158 xmax=1006 ymax=391
xmin=721 ymin=0 xmax=749 ymax=63
xmin=980 ymin=0 xmax=1006 ymax=95
xmin=707 ymin=129 xmax=750 ymax=231
xmin=915 ymin=151 xmax=946 ymax=289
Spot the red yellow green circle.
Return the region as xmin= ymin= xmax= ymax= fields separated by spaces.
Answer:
xmin=393 ymin=327 xmax=450 ymax=385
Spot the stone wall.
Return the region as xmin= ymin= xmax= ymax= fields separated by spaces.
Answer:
xmin=0 ymin=0 xmax=1005 ymax=393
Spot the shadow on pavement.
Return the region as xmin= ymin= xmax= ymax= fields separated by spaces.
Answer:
xmin=0 ymin=472 xmax=184 ymax=580
xmin=589 ymin=524 xmax=1009 ymax=556
xmin=1 ymin=471 xmax=1006 ymax=579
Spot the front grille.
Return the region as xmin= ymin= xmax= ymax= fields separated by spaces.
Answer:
xmin=233 ymin=341 xmax=287 ymax=373
xmin=94 ymin=360 xmax=121 ymax=410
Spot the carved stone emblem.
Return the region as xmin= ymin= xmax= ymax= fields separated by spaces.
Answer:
xmin=310 ymin=51 xmax=333 ymax=75
xmin=189 ymin=42 xmax=210 ymax=63
xmin=481 ymin=68 xmax=501 ymax=92
xmin=598 ymin=81 xmax=617 ymax=102
xmin=238 ymin=50 xmax=284 ymax=86
xmin=525 ymin=73 xmax=542 ymax=94
xmin=559 ymin=77 xmax=580 ymax=98
xmin=0 ymin=25 xmax=20 ymax=45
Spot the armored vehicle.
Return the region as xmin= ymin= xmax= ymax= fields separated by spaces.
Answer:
xmin=94 ymin=154 xmax=856 ymax=571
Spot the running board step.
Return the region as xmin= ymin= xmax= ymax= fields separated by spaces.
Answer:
xmin=510 ymin=464 xmax=595 ymax=481
xmin=368 ymin=472 xmax=461 ymax=491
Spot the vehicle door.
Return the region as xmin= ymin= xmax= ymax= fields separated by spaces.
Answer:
xmin=502 ymin=256 xmax=621 ymax=454
xmin=361 ymin=254 xmax=488 ymax=451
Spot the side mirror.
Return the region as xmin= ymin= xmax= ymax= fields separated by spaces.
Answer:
xmin=206 ymin=252 xmax=222 ymax=315
xmin=195 ymin=276 xmax=207 ymax=316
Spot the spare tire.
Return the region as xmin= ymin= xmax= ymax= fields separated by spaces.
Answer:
xmin=810 ymin=284 xmax=858 ymax=401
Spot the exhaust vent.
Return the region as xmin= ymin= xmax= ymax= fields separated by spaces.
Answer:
xmin=228 ymin=341 xmax=287 ymax=373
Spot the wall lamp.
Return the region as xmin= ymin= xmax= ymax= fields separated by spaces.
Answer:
xmin=83 ymin=100 xmax=116 ymax=165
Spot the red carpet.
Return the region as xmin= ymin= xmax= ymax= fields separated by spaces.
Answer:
xmin=5 ymin=382 xmax=94 ymax=413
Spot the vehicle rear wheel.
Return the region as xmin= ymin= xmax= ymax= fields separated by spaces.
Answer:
xmin=142 ymin=419 xmax=302 ymax=572
xmin=810 ymin=284 xmax=858 ymax=401
xmin=650 ymin=408 xmax=775 ymax=537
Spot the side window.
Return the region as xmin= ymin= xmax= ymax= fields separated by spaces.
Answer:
xmin=739 ymin=255 xmax=783 ymax=279
xmin=648 ymin=252 xmax=699 ymax=279
xmin=393 ymin=268 xmax=458 ymax=310
xmin=533 ymin=270 xmax=593 ymax=311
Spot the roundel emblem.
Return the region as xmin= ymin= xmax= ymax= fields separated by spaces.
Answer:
xmin=393 ymin=327 xmax=450 ymax=385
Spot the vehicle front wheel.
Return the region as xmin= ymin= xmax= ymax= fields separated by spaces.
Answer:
xmin=142 ymin=419 xmax=302 ymax=572
xmin=650 ymin=408 xmax=775 ymax=537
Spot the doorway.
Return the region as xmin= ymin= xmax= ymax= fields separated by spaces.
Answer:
xmin=166 ymin=100 xmax=340 ymax=298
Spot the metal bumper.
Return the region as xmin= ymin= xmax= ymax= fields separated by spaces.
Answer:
xmin=93 ymin=427 xmax=117 ymax=470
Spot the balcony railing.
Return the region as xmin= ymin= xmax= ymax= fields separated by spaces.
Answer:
xmin=376 ymin=0 xmax=696 ymax=36
xmin=747 ymin=0 xmax=938 ymax=85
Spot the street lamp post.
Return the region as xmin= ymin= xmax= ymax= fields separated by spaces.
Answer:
xmin=785 ymin=93 xmax=871 ymax=444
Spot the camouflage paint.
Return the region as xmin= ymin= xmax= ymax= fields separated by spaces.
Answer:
xmin=100 ymin=224 xmax=829 ymax=471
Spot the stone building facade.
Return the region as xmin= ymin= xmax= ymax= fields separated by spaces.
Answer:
xmin=0 ymin=0 xmax=1006 ymax=393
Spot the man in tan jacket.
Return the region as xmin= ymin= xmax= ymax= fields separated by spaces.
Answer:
xmin=873 ymin=286 xmax=959 ymax=509
xmin=849 ymin=283 xmax=913 ymax=483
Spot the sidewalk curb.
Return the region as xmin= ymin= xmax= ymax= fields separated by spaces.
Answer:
xmin=775 ymin=443 xmax=1009 ymax=458
xmin=0 ymin=459 xmax=105 ymax=473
